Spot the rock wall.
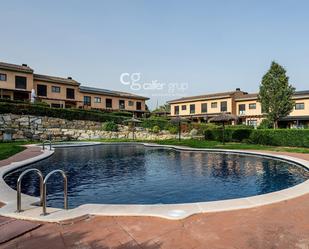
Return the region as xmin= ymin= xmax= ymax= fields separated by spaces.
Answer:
xmin=0 ymin=114 xmax=177 ymax=141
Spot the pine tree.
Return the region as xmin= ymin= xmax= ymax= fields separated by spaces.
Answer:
xmin=258 ymin=61 xmax=295 ymax=128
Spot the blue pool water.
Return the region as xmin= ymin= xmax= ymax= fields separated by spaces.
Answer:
xmin=4 ymin=144 xmax=309 ymax=208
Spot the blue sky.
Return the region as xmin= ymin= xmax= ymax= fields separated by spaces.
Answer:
xmin=1 ymin=0 xmax=309 ymax=109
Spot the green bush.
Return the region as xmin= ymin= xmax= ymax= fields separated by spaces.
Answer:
xmin=152 ymin=125 xmax=160 ymax=133
xmin=168 ymin=126 xmax=178 ymax=134
xmin=0 ymin=102 xmax=129 ymax=123
xmin=257 ymin=118 xmax=273 ymax=129
xmin=141 ymin=117 xmax=169 ymax=130
xmin=204 ymin=129 xmax=214 ymax=140
xmin=203 ymin=127 xmax=253 ymax=142
xmin=249 ymin=129 xmax=309 ymax=147
xmin=231 ymin=128 xmax=253 ymax=142
xmin=102 ymin=121 xmax=118 ymax=131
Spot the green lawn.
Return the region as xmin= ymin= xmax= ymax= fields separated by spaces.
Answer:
xmin=0 ymin=138 xmax=308 ymax=162
xmin=90 ymin=138 xmax=309 ymax=153
xmin=0 ymin=142 xmax=27 ymax=160
xmin=149 ymin=139 xmax=309 ymax=153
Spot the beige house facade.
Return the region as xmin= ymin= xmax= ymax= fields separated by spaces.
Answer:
xmin=168 ymin=88 xmax=309 ymax=128
xmin=0 ymin=61 xmax=149 ymax=116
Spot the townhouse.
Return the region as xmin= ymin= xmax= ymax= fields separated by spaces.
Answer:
xmin=0 ymin=61 xmax=149 ymax=116
xmin=168 ymin=88 xmax=309 ymax=128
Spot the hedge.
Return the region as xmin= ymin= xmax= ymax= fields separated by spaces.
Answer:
xmin=0 ymin=102 xmax=130 ymax=124
xmin=249 ymin=129 xmax=309 ymax=147
xmin=204 ymin=128 xmax=253 ymax=142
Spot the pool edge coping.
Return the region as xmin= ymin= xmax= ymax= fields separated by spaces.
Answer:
xmin=0 ymin=142 xmax=308 ymax=222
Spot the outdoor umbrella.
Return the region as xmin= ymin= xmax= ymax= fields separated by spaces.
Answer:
xmin=123 ymin=117 xmax=142 ymax=140
xmin=209 ymin=112 xmax=238 ymax=144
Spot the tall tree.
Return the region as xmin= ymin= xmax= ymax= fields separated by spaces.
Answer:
xmin=258 ymin=61 xmax=295 ymax=128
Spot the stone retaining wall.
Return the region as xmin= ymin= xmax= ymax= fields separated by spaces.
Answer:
xmin=0 ymin=114 xmax=177 ymax=141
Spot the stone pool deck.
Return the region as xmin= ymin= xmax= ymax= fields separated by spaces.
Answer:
xmin=0 ymin=146 xmax=309 ymax=249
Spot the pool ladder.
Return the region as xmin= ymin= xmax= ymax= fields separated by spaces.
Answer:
xmin=16 ymin=169 xmax=68 ymax=215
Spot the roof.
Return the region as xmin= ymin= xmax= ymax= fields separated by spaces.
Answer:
xmin=236 ymin=90 xmax=309 ymax=101
xmin=279 ymin=115 xmax=309 ymax=121
xmin=294 ymin=90 xmax=309 ymax=97
xmin=79 ymin=86 xmax=149 ymax=100
xmin=235 ymin=93 xmax=258 ymax=101
xmin=34 ymin=74 xmax=80 ymax=86
xmin=167 ymin=90 xmax=246 ymax=104
xmin=0 ymin=62 xmax=33 ymax=73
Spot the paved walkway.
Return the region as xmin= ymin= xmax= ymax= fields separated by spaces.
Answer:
xmin=0 ymin=147 xmax=309 ymax=249
xmin=0 ymin=146 xmax=42 ymax=167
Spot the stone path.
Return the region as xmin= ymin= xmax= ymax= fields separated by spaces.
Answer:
xmin=0 ymin=146 xmax=309 ymax=249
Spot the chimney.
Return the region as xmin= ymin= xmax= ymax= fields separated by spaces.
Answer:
xmin=236 ymin=88 xmax=241 ymax=91
xmin=67 ymin=77 xmax=72 ymax=80
xmin=22 ymin=64 xmax=28 ymax=67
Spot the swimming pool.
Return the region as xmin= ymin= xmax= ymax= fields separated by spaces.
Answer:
xmin=4 ymin=144 xmax=309 ymax=209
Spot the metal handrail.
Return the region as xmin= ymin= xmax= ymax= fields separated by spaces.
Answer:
xmin=42 ymin=169 xmax=68 ymax=215
xmin=42 ymin=140 xmax=52 ymax=150
xmin=16 ymin=168 xmax=44 ymax=213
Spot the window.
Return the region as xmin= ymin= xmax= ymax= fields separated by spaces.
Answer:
xmin=181 ymin=105 xmax=186 ymax=111
xmin=52 ymin=86 xmax=61 ymax=93
xmin=84 ymin=96 xmax=91 ymax=105
xmin=51 ymin=103 xmax=63 ymax=108
xmin=106 ymin=98 xmax=112 ymax=108
xmin=15 ymin=76 xmax=27 ymax=89
xmin=295 ymin=103 xmax=305 ymax=110
xmin=190 ymin=104 xmax=195 ymax=114
xmin=37 ymin=84 xmax=47 ymax=96
xmin=66 ymin=88 xmax=75 ymax=99
xmin=0 ymin=73 xmax=7 ymax=81
xmin=247 ymin=120 xmax=257 ymax=127
xmin=128 ymin=100 xmax=134 ymax=106
xmin=174 ymin=106 xmax=179 ymax=115
xmin=94 ymin=97 xmax=101 ymax=103
xmin=136 ymin=101 xmax=142 ymax=110
xmin=201 ymin=103 xmax=207 ymax=113
xmin=119 ymin=100 xmax=125 ymax=109
xmin=220 ymin=101 xmax=227 ymax=112
xmin=249 ymin=103 xmax=256 ymax=109
xmin=211 ymin=102 xmax=217 ymax=108
xmin=239 ymin=104 xmax=246 ymax=115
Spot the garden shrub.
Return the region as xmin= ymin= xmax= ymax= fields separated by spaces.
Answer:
xmin=168 ymin=126 xmax=178 ymax=134
xmin=257 ymin=119 xmax=273 ymax=129
xmin=102 ymin=121 xmax=118 ymax=131
xmin=231 ymin=128 xmax=253 ymax=142
xmin=203 ymin=127 xmax=253 ymax=142
xmin=152 ymin=125 xmax=160 ymax=133
xmin=249 ymin=129 xmax=309 ymax=147
xmin=204 ymin=129 xmax=214 ymax=140
xmin=141 ymin=117 xmax=169 ymax=130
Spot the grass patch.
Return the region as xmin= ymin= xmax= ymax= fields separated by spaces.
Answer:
xmin=150 ymin=139 xmax=309 ymax=153
xmin=90 ymin=138 xmax=309 ymax=153
xmin=1 ymin=138 xmax=308 ymax=162
xmin=0 ymin=142 xmax=27 ymax=160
